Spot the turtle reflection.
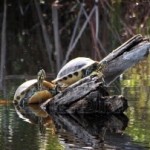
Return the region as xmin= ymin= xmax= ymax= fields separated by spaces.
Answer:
xmin=14 ymin=104 xmax=55 ymax=134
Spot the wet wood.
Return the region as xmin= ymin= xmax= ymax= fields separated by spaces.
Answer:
xmin=42 ymin=34 xmax=150 ymax=114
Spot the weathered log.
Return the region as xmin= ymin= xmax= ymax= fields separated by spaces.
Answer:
xmin=42 ymin=76 xmax=127 ymax=113
xmin=42 ymin=35 xmax=150 ymax=113
xmin=42 ymin=71 xmax=128 ymax=113
xmin=102 ymin=34 xmax=150 ymax=85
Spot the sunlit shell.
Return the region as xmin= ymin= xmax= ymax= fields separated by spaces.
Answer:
xmin=14 ymin=79 xmax=37 ymax=101
xmin=56 ymin=57 xmax=95 ymax=79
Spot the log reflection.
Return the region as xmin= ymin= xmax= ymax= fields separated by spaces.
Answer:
xmin=49 ymin=112 xmax=128 ymax=149
xmin=15 ymin=104 xmax=148 ymax=149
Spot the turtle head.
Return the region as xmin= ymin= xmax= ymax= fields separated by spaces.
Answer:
xmin=37 ymin=69 xmax=46 ymax=82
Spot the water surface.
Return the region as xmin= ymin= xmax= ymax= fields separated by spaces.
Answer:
xmin=0 ymin=59 xmax=150 ymax=150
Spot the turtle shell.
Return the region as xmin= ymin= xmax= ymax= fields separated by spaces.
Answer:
xmin=13 ymin=79 xmax=38 ymax=104
xmin=56 ymin=57 xmax=95 ymax=79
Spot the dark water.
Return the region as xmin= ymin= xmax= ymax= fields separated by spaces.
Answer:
xmin=0 ymin=60 xmax=150 ymax=150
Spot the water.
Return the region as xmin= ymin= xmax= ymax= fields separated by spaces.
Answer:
xmin=0 ymin=60 xmax=150 ymax=150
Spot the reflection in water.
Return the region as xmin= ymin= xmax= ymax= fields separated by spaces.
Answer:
xmin=14 ymin=104 xmax=55 ymax=134
xmin=118 ymin=58 xmax=150 ymax=149
xmin=1 ymin=57 xmax=150 ymax=149
xmin=121 ymin=86 xmax=150 ymax=149
xmin=12 ymin=104 xmax=64 ymax=150
xmin=14 ymin=104 xmax=148 ymax=149
xmin=49 ymin=113 xmax=129 ymax=149
xmin=0 ymin=80 xmax=149 ymax=149
xmin=15 ymin=102 xmax=147 ymax=149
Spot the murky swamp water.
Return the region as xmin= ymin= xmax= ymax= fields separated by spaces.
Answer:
xmin=0 ymin=58 xmax=150 ymax=150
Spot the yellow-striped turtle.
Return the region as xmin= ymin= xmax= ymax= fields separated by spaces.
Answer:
xmin=13 ymin=57 xmax=106 ymax=105
xmin=13 ymin=78 xmax=56 ymax=105
xmin=53 ymin=57 xmax=98 ymax=88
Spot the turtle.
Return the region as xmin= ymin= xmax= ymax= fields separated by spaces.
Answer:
xmin=13 ymin=57 xmax=107 ymax=105
xmin=13 ymin=72 xmax=57 ymax=105
xmin=52 ymin=57 xmax=106 ymax=88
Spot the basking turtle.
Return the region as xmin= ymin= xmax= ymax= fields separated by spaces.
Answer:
xmin=14 ymin=57 xmax=106 ymax=105
xmin=52 ymin=57 xmax=106 ymax=88
xmin=13 ymin=72 xmax=56 ymax=105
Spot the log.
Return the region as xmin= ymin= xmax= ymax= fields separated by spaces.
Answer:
xmin=42 ymin=76 xmax=128 ymax=113
xmin=101 ymin=34 xmax=150 ymax=85
xmin=42 ymin=34 xmax=150 ymax=114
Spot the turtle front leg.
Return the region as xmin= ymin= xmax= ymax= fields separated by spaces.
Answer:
xmin=90 ymin=71 xmax=106 ymax=86
xmin=28 ymin=83 xmax=58 ymax=104
xmin=28 ymin=69 xmax=59 ymax=104
xmin=28 ymin=90 xmax=53 ymax=104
